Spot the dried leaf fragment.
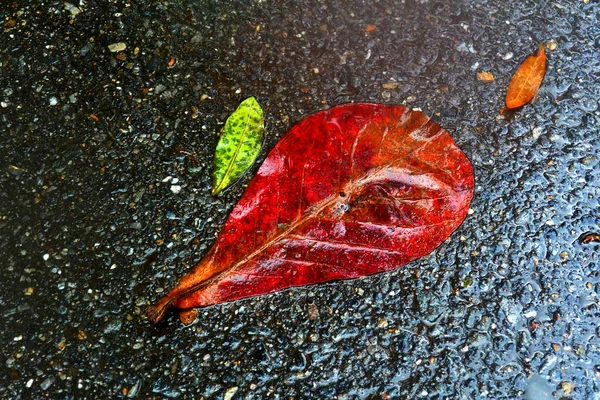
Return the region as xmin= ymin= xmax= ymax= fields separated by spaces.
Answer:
xmin=382 ymin=82 xmax=400 ymax=89
xmin=179 ymin=308 xmax=198 ymax=325
xmin=501 ymin=43 xmax=546 ymax=113
xmin=212 ymin=97 xmax=264 ymax=195
xmin=477 ymin=71 xmax=495 ymax=82
xmin=580 ymin=232 xmax=600 ymax=244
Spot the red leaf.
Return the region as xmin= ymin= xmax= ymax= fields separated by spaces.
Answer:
xmin=147 ymin=103 xmax=474 ymax=323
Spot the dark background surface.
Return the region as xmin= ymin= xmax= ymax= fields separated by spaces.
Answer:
xmin=2 ymin=0 xmax=600 ymax=398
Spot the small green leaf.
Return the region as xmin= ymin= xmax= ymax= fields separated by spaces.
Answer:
xmin=212 ymin=97 xmax=264 ymax=195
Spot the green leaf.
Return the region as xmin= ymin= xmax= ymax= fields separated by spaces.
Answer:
xmin=212 ymin=97 xmax=264 ymax=195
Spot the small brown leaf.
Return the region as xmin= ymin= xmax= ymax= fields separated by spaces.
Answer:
xmin=179 ymin=308 xmax=198 ymax=325
xmin=580 ymin=232 xmax=600 ymax=244
xmin=477 ymin=71 xmax=495 ymax=82
xmin=501 ymin=44 xmax=546 ymax=113
xmin=382 ymin=82 xmax=399 ymax=89
xmin=365 ymin=24 xmax=377 ymax=33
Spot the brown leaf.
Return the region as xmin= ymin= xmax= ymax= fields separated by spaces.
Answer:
xmin=477 ymin=71 xmax=495 ymax=82
xmin=365 ymin=24 xmax=377 ymax=33
xmin=179 ymin=308 xmax=198 ymax=325
xmin=501 ymin=44 xmax=546 ymax=113
xmin=580 ymin=232 xmax=600 ymax=244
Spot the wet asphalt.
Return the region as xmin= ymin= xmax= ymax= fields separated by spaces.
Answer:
xmin=1 ymin=0 xmax=600 ymax=398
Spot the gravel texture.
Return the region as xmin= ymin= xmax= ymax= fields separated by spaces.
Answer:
xmin=2 ymin=0 xmax=600 ymax=398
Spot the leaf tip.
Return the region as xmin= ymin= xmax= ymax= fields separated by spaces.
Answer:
xmin=538 ymin=42 xmax=546 ymax=54
xmin=243 ymin=95 xmax=260 ymax=107
xmin=243 ymin=96 xmax=264 ymax=120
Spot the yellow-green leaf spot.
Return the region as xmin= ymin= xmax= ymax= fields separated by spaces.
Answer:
xmin=212 ymin=97 xmax=264 ymax=195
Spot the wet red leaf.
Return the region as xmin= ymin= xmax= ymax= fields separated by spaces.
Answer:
xmin=147 ymin=103 xmax=474 ymax=323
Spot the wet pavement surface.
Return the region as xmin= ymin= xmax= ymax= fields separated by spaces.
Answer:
xmin=2 ymin=0 xmax=600 ymax=398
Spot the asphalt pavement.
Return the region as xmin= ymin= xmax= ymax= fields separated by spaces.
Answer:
xmin=1 ymin=0 xmax=599 ymax=398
